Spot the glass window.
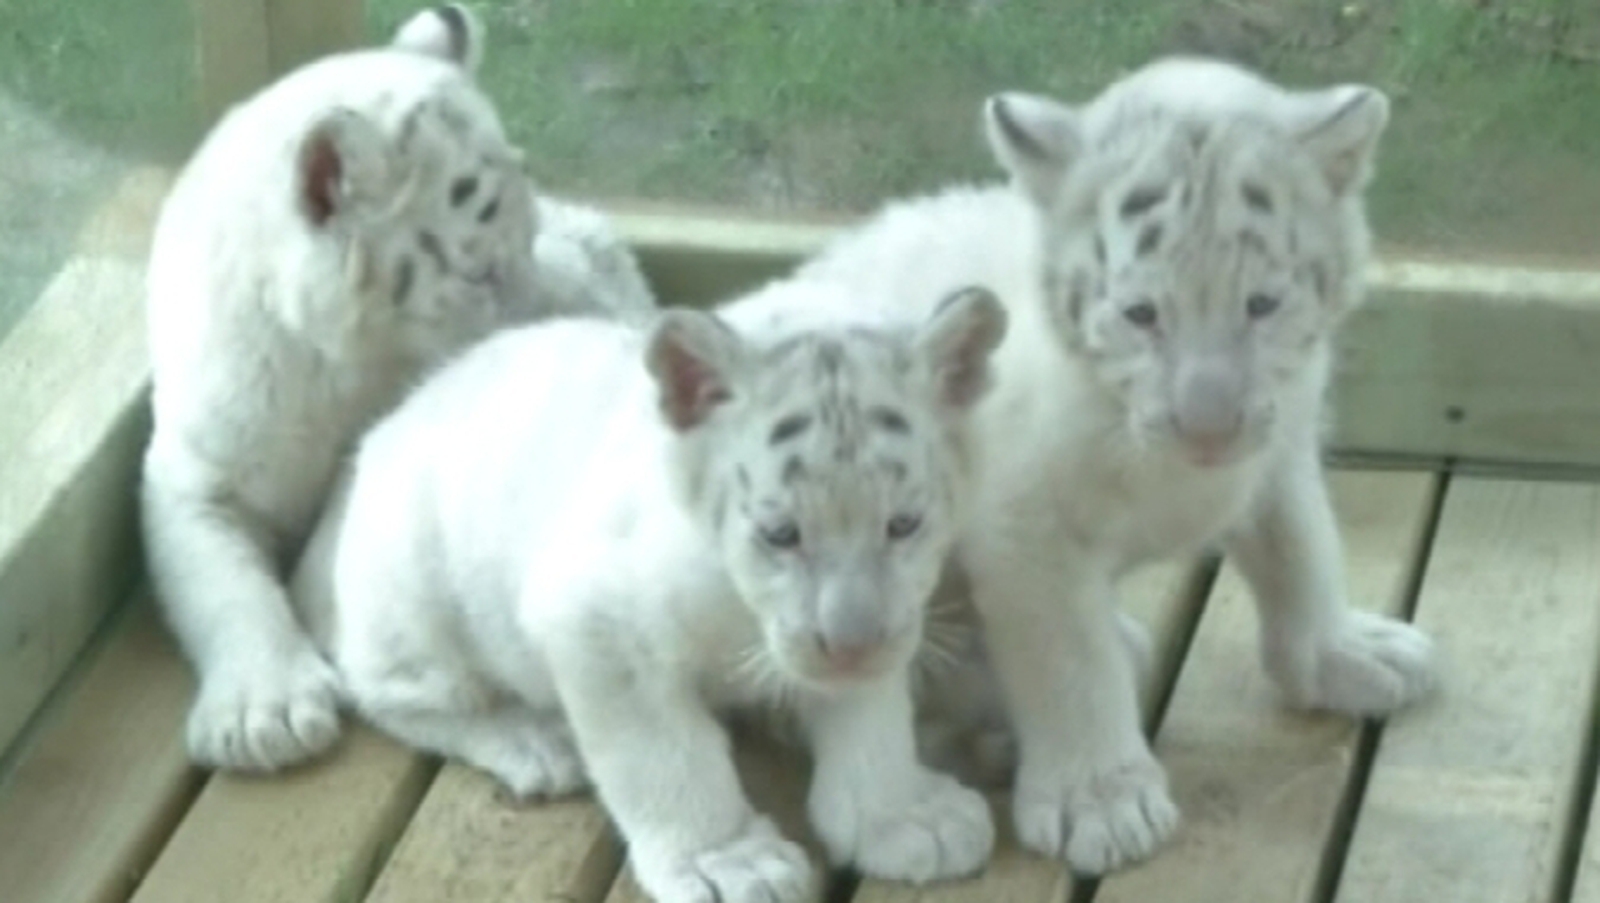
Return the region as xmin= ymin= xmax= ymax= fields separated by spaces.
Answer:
xmin=0 ymin=0 xmax=198 ymax=343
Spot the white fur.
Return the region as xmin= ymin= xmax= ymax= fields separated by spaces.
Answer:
xmin=289 ymin=282 xmax=1007 ymax=902
xmin=141 ymin=5 xmax=655 ymax=773
xmin=532 ymin=195 xmax=657 ymax=325
xmin=797 ymin=56 xmax=1437 ymax=874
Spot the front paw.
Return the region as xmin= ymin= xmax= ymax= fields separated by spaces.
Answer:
xmin=1270 ymin=610 xmax=1437 ymax=716
xmin=811 ymin=770 xmax=995 ymax=883
xmin=187 ymin=641 xmax=344 ymax=771
xmin=1013 ymin=753 xmax=1179 ymax=876
xmin=488 ymin=719 xmax=589 ymax=801
xmin=632 ymin=815 xmax=814 ymax=903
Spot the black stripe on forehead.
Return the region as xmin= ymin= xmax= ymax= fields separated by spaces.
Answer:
xmin=398 ymin=107 xmax=422 ymax=150
xmin=417 ymin=230 xmax=449 ymax=271
xmin=1241 ymin=181 xmax=1274 ymax=214
xmin=450 ymin=175 xmax=479 ymax=207
xmin=393 ymin=257 xmax=416 ymax=307
xmin=769 ymin=412 xmax=812 ymax=445
xmin=764 ymin=327 xmax=904 ymax=370
xmin=869 ymin=406 xmax=910 ymax=434
xmin=813 ymin=339 xmax=846 ymax=376
xmin=782 ymin=455 xmax=807 ymax=485
xmin=711 ymin=483 xmax=729 ymax=532
xmin=1136 ymin=223 xmax=1163 ymax=257
xmin=1120 ymin=185 xmax=1167 ymax=219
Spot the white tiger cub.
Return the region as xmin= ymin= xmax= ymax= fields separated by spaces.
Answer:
xmin=289 ymin=281 xmax=1007 ymax=903
xmin=141 ymin=4 xmax=654 ymax=774
xmin=798 ymin=57 xmax=1438 ymax=874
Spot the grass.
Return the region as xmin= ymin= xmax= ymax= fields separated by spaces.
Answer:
xmin=368 ymin=0 xmax=1181 ymax=211
xmin=0 ymin=0 xmax=198 ymax=161
xmin=0 ymin=0 xmax=1595 ymax=259
xmin=361 ymin=0 xmax=1600 ymax=261
xmin=0 ymin=0 xmax=197 ymax=340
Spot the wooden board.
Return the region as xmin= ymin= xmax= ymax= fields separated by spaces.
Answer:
xmin=1335 ymin=259 xmax=1600 ymax=471
xmin=264 ymin=0 xmax=362 ymax=77
xmin=611 ymin=207 xmax=836 ymax=308
xmin=189 ymin=0 xmax=272 ymax=126
xmin=1095 ymin=470 xmax=1439 ymax=903
xmin=366 ymin=763 xmax=622 ymax=903
xmin=0 ymin=601 xmax=198 ymax=903
xmin=1335 ymin=478 xmax=1600 ymax=903
xmin=0 ymin=166 xmax=167 ymax=755
xmin=129 ymin=728 xmax=433 ymax=903
xmin=72 ymin=168 xmax=173 ymax=261
xmin=369 ymin=716 xmax=820 ymax=903
xmin=0 ymin=255 xmax=152 ymax=753
xmin=847 ymin=559 xmax=1212 ymax=903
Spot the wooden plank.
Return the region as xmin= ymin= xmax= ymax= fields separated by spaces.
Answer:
xmin=0 ymin=254 xmax=150 ymax=753
xmin=1094 ymin=470 xmax=1439 ymax=903
xmin=365 ymin=763 xmax=621 ymax=903
xmin=1335 ymin=259 xmax=1600 ymax=471
xmin=72 ymin=167 xmax=173 ymax=261
xmin=189 ymin=0 xmax=272 ymax=127
xmin=1335 ymin=478 xmax=1600 ymax=903
xmin=130 ymin=728 xmax=434 ymax=903
xmin=0 ymin=167 xmax=166 ymax=754
xmin=0 ymin=600 xmax=199 ymax=903
xmin=263 ymin=0 xmax=363 ymax=77
xmin=612 ymin=208 xmax=834 ymax=308
xmin=368 ymin=719 xmax=819 ymax=903
xmin=846 ymin=560 xmax=1211 ymax=903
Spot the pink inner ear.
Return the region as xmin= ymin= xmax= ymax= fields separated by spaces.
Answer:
xmin=659 ymin=345 xmax=728 ymax=431
xmin=941 ymin=358 xmax=988 ymax=408
xmin=300 ymin=135 xmax=343 ymax=226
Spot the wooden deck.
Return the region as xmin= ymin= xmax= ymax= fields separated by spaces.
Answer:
xmin=4 ymin=467 xmax=1600 ymax=903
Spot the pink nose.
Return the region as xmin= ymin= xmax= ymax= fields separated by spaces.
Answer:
xmin=816 ymin=636 xmax=881 ymax=675
xmin=1173 ymin=360 xmax=1245 ymax=454
xmin=1170 ymin=412 xmax=1242 ymax=465
xmin=1183 ymin=432 xmax=1238 ymax=465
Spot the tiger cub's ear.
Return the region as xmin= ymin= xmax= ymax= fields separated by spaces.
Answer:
xmin=1283 ymin=84 xmax=1390 ymax=197
xmin=982 ymin=92 xmax=1087 ymax=208
xmin=917 ymin=286 xmax=1007 ymax=411
xmin=645 ymin=310 xmax=748 ymax=432
xmin=296 ymin=108 xmax=394 ymax=228
xmin=391 ymin=4 xmax=486 ymax=74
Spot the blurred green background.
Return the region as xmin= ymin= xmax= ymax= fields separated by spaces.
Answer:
xmin=366 ymin=0 xmax=1600 ymax=261
xmin=2 ymin=0 xmax=1596 ymax=283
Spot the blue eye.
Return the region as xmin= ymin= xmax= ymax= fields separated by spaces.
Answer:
xmin=760 ymin=521 xmax=801 ymax=550
xmin=1247 ymin=293 xmax=1281 ymax=319
xmin=1123 ymin=301 xmax=1158 ymax=328
xmin=886 ymin=513 xmax=923 ymax=541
